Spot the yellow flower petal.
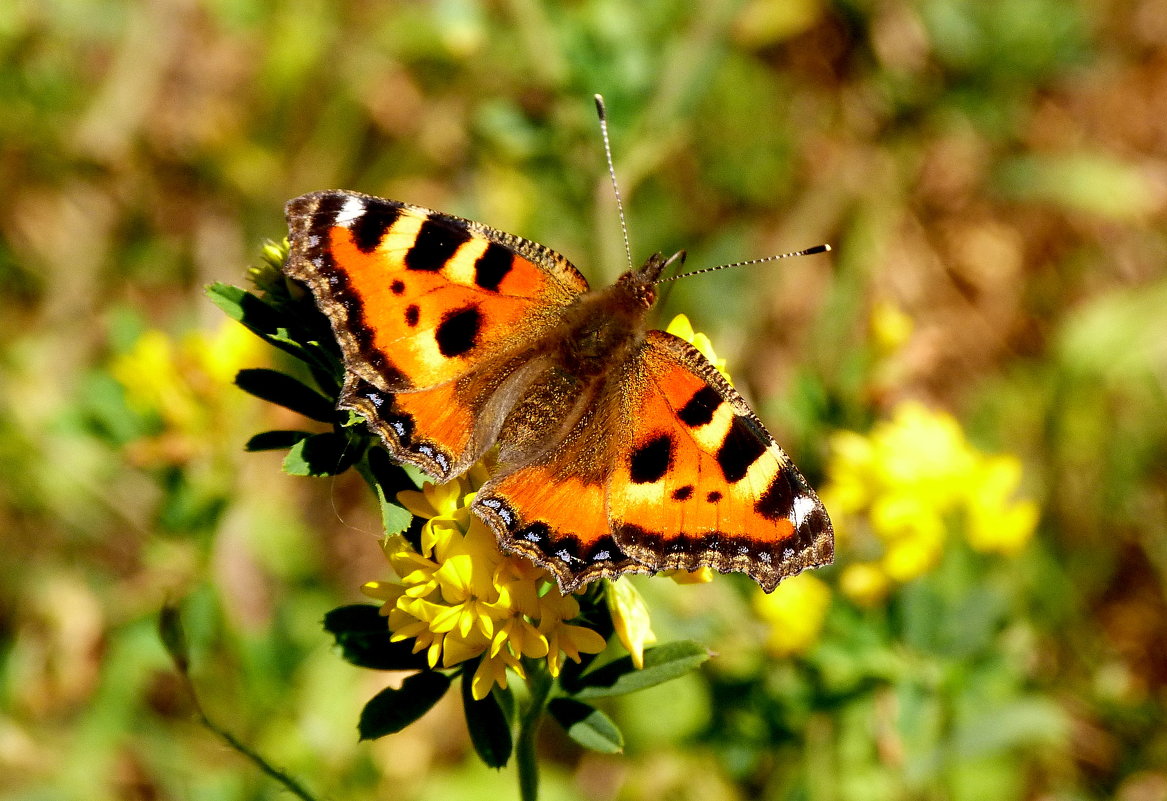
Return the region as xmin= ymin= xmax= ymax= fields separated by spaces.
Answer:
xmin=607 ymin=580 xmax=657 ymax=669
xmin=542 ymin=620 xmax=607 ymax=677
xmin=396 ymin=489 xmax=439 ymax=519
xmin=361 ymin=581 xmax=404 ymax=605
xmin=368 ymin=459 xmax=608 ymax=682
xmin=471 ymin=647 xmax=524 ymax=700
xmin=663 ymin=566 xmax=714 ymax=585
xmin=442 ymin=631 xmax=490 ymax=667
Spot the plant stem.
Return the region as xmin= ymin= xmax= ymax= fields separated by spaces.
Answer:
xmin=516 ymin=664 xmax=554 ymax=801
xmin=160 ymin=603 xmax=320 ymax=801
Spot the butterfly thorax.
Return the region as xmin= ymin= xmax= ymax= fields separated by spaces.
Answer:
xmin=553 ymin=260 xmax=663 ymax=380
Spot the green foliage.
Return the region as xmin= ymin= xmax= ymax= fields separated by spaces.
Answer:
xmin=462 ymin=670 xmax=516 ymax=768
xmin=548 ymin=698 xmax=624 ymax=754
xmin=234 ymin=368 xmax=337 ymax=423
xmin=565 ymin=641 xmax=712 ymax=700
xmin=359 ymin=672 xmax=454 ymax=741
xmin=323 ymin=605 xmax=429 ymax=672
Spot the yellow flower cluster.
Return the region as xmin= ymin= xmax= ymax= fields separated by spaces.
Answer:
xmin=362 ymin=464 xmax=607 ymax=700
xmin=822 ymin=401 xmax=1039 ymax=605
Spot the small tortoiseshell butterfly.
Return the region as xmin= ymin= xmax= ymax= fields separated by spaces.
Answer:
xmin=283 ymin=112 xmax=833 ymax=593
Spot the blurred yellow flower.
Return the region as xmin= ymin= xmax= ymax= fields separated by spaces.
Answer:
xmin=838 ymin=563 xmax=889 ymax=607
xmin=114 ymin=330 xmax=200 ymax=430
xmin=753 ymin=572 xmax=831 ymax=657
xmin=362 ymin=472 xmax=606 ymax=700
xmin=662 ymin=566 xmax=715 ymax=586
xmin=869 ymin=299 xmax=914 ymax=354
xmin=821 ymin=401 xmax=1039 ymax=605
xmin=965 ymin=455 xmax=1040 ymax=555
xmin=111 ymin=321 xmax=264 ymax=464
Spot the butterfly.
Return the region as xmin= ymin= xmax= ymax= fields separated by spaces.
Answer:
xmin=283 ymin=190 xmax=833 ymax=593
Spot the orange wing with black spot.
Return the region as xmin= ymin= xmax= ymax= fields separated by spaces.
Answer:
xmin=284 ymin=191 xmax=589 ymax=479
xmin=608 ymin=331 xmax=833 ymax=592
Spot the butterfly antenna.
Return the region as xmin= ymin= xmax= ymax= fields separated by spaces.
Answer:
xmin=654 ymin=244 xmax=832 ymax=283
xmin=594 ymin=94 xmax=634 ymax=272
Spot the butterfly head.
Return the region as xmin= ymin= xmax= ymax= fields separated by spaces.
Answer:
xmin=619 ymin=250 xmax=686 ymax=309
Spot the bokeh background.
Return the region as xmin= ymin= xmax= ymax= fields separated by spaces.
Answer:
xmin=2 ymin=0 xmax=1165 ymax=799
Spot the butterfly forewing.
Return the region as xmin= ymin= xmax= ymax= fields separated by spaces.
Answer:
xmin=284 ymin=191 xmax=589 ymax=479
xmin=285 ymin=191 xmax=588 ymax=393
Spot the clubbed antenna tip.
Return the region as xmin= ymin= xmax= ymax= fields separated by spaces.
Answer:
xmin=655 ymin=243 xmax=832 ymax=284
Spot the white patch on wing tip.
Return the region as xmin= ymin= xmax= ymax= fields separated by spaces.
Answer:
xmin=333 ymin=195 xmax=366 ymax=226
xmin=792 ymin=494 xmax=817 ymax=527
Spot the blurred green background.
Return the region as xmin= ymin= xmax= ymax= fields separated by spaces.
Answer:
xmin=2 ymin=0 xmax=1165 ymax=799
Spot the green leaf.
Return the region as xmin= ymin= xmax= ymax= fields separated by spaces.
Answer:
xmin=366 ymin=447 xmax=416 ymax=534
xmin=302 ymin=340 xmax=344 ymax=385
xmin=234 ymin=368 xmax=336 ymax=422
xmin=205 ymin=282 xmax=248 ymax=320
xmin=323 ymin=605 xmax=428 ymax=671
xmin=569 ymin=641 xmax=710 ymax=700
xmin=283 ymin=432 xmax=362 ymax=476
xmin=951 ymin=697 xmax=1068 ymax=756
xmin=379 ymin=499 xmax=413 ymax=535
xmin=206 ymin=284 xmax=306 ymax=360
xmin=548 ymin=698 xmax=623 ymax=753
xmin=461 ymin=665 xmax=513 ymax=768
xmin=245 ymin=430 xmax=312 ymax=451
xmin=306 ymin=360 xmax=341 ymax=399
xmin=358 ymin=671 xmax=451 ymax=740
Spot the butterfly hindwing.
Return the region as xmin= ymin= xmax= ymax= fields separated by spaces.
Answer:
xmin=473 ymin=361 xmax=651 ymax=591
xmin=608 ymin=331 xmax=833 ymax=592
xmin=473 ymin=330 xmax=833 ymax=593
xmin=475 ymin=467 xmax=651 ymax=592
